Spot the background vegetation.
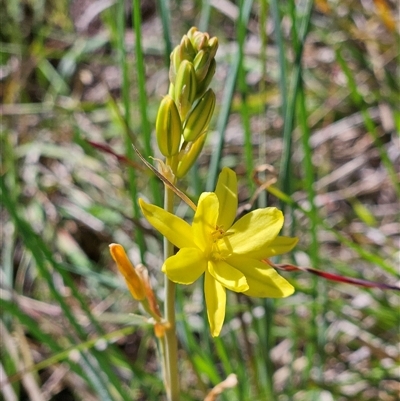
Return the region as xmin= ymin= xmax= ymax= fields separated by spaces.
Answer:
xmin=1 ymin=0 xmax=399 ymax=400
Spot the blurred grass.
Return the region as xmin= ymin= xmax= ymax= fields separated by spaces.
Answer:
xmin=1 ymin=0 xmax=399 ymax=400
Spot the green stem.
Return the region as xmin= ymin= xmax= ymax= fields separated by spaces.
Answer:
xmin=158 ymin=333 xmax=169 ymax=397
xmin=163 ymin=185 xmax=180 ymax=400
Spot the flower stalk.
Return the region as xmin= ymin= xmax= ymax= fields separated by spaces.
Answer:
xmin=153 ymin=28 xmax=219 ymax=399
xmin=110 ymin=27 xmax=261 ymax=400
xmin=162 ymin=185 xmax=180 ymax=400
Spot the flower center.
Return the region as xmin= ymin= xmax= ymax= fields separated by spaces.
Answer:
xmin=211 ymin=225 xmax=225 ymax=241
xmin=209 ymin=225 xmax=230 ymax=261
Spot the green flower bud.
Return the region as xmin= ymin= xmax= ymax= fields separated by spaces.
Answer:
xmin=208 ymin=37 xmax=219 ymax=60
xmin=187 ymin=27 xmax=210 ymax=50
xmin=176 ymin=133 xmax=207 ymax=178
xmin=193 ymin=49 xmax=212 ymax=83
xmin=193 ymin=32 xmax=209 ymax=50
xmin=174 ymin=60 xmax=197 ymax=120
xmin=182 ymin=89 xmax=215 ymax=142
xmin=169 ymin=45 xmax=181 ymax=84
xmin=180 ymin=36 xmax=196 ymax=62
xmin=196 ymin=58 xmax=216 ymax=99
xmin=156 ymin=95 xmax=182 ymax=157
xmin=168 ymin=83 xmax=175 ymax=97
xmin=186 ymin=27 xmax=199 ymax=43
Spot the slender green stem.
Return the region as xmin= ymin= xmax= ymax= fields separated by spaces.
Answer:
xmin=298 ymin=79 xmax=326 ymax=385
xmin=270 ymin=0 xmax=288 ymax=120
xmin=238 ymin=0 xmax=255 ymax=191
xmin=258 ymin=0 xmax=268 ymax=209
xmin=206 ymin=0 xmax=253 ymax=191
xmin=116 ymin=0 xmax=146 ymax=261
xmin=263 ymin=298 xmax=275 ymax=400
xmin=158 ymin=333 xmax=169 ymax=397
xmin=132 ymin=0 xmax=162 ymax=206
xmin=198 ymin=0 xmax=211 ymax=31
xmin=156 ymin=0 xmax=172 ymax=63
xmin=273 ymin=0 xmax=313 ymax=210
xmin=163 ymin=185 xmax=180 ymax=400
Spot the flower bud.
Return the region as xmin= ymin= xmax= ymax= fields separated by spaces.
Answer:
xmin=174 ymin=60 xmax=197 ymax=120
xmin=109 ymin=244 xmax=145 ymax=301
xmin=169 ymin=45 xmax=181 ymax=84
xmin=156 ymin=95 xmax=182 ymax=157
xmin=182 ymin=89 xmax=215 ymax=142
xmin=169 ymin=36 xmax=197 ymax=85
xmin=180 ymin=35 xmax=196 ymax=62
xmin=168 ymin=83 xmax=175 ymax=97
xmin=188 ymin=28 xmax=209 ymax=50
xmin=187 ymin=26 xmax=198 ymax=37
xmin=208 ymin=37 xmax=219 ymax=60
xmin=186 ymin=27 xmax=199 ymax=45
xmin=196 ymin=58 xmax=216 ymax=99
xmin=136 ymin=264 xmax=162 ymax=318
xmin=193 ymin=49 xmax=212 ymax=83
xmin=176 ymin=133 xmax=207 ymax=178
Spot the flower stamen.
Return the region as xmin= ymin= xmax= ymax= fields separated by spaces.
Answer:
xmin=211 ymin=225 xmax=225 ymax=242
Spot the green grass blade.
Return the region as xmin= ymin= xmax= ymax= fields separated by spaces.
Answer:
xmin=206 ymin=0 xmax=253 ymax=192
xmin=270 ymin=0 xmax=288 ymax=119
xmin=1 ymin=177 xmax=133 ymax=400
xmin=132 ymin=0 xmax=162 ymax=206
xmin=298 ymin=78 xmax=326 ymax=387
xmin=156 ymin=0 xmax=172 ymax=63
xmin=257 ymin=0 xmax=269 ymax=208
xmin=114 ymin=0 xmax=146 ymax=261
xmin=1 ymin=299 xmax=92 ymax=387
xmin=199 ymin=0 xmax=211 ymax=31
xmin=278 ymin=0 xmax=313 ymax=204
xmin=237 ymin=0 xmax=255 ymax=191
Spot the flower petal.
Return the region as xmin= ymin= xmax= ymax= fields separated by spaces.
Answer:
xmin=208 ymin=260 xmax=248 ymax=292
xmin=228 ymin=255 xmax=294 ymax=298
xmin=162 ymin=248 xmax=206 ymax=284
xmin=215 ymin=167 xmax=237 ymax=230
xmin=204 ymin=271 xmax=226 ymax=337
xmin=228 ymin=208 xmax=284 ymax=257
xmin=192 ymin=192 xmax=219 ymax=252
xmin=109 ymin=244 xmax=145 ymax=300
xmin=139 ymin=199 xmax=195 ymax=249
xmin=245 ymin=236 xmax=299 ymax=260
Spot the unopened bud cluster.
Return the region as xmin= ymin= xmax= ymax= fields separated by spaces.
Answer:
xmin=156 ymin=27 xmax=218 ymax=178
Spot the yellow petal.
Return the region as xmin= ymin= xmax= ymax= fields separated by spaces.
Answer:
xmin=205 ymin=271 xmax=226 ymax=337
xmin=139 ymin=199 xmax=195 ymax=249
xmin=192 ymin=193 xmax=219 ymax=252
xmin=215 ymin=167 xmax=238 ymax=230
xmin=228 ymin=255 xmax=294 ymax=298
xmin=208 ymin=260 xmax=248 ymax=292
xmin=243 ymin=236 xmax=299 ymax=260
xmin=228 ymin=208 xmax=284 ymax=256
xmin=162 ymin=248 xmax=206 ymax=284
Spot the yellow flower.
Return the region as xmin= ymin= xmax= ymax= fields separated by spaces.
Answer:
xmin=139 ymin=168 xmax=298 ymax=336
